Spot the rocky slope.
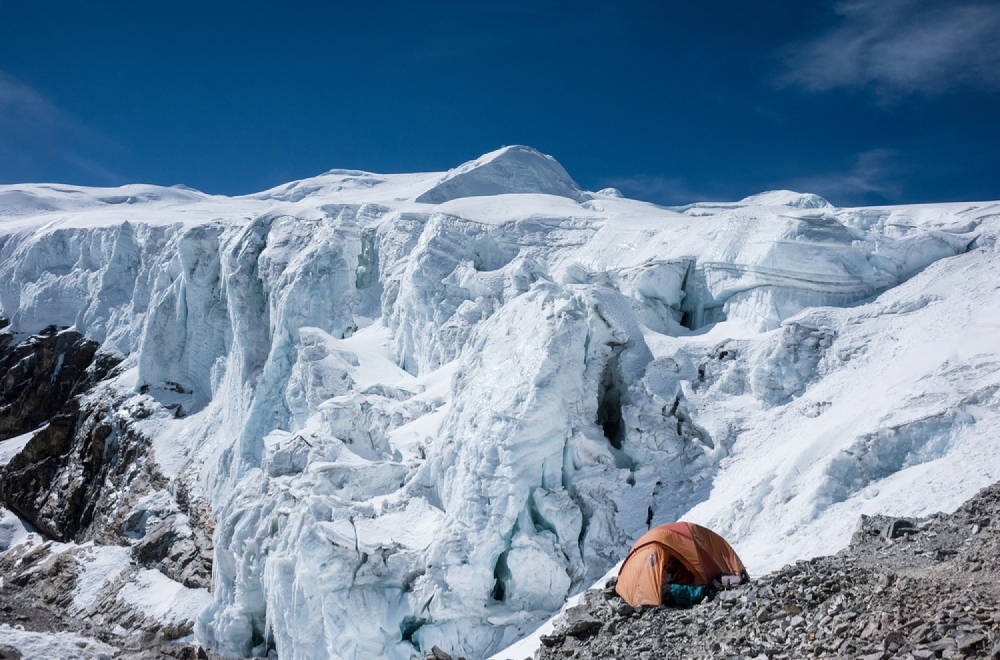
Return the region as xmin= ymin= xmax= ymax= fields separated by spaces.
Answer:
xmin=0 ymin=323 xmax=215 ymax=659
xmin=529 ymin=481 xmax=1000 ymax=660
xmin=0 ymin=542 xmax=217 ymax=660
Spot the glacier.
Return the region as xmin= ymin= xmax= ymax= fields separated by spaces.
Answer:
xmin=0 ymin=145 xmax=998 ymax=660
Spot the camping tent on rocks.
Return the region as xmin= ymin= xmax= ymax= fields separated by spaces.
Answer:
xmin=616 ymin=522 xmax=747 ymax=607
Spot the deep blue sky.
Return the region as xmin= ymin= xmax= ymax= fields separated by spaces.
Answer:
xmin=1 ymin=0 xmax=998 ymax=206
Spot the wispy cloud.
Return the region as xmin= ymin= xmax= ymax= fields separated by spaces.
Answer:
xmin=0 ymin=71 xmax=122 ymax=184
xmin=782 ymin=148 xmax=903 ymax=205
xmin=606 ymin=151 xmax=902 ymax=208
xmin=599 ymin=175 xmax=711 ymax=206
xmin=780 ymin=0 xmax=1000 ymax=97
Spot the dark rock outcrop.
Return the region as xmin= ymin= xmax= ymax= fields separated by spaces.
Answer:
xmin=0 ymin=325 xmax=114 ymax=441
xmin=0 ymin=399 xmax=109 ymax=541
xmin=0 ymin=391 xmax=213 ymax=588
xmin=0 ymin=644 xmax=22 ymax=660
xmin=0 ymin=324 xmax=217 ymax=658
xmin=0 ymin=324 xmax=123 ymax=541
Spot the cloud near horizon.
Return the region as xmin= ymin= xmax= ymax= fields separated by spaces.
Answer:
xmin=779 ymin=148 xmax=903 ymax=206
xmin=781 ymin=0 xmax=1000 ymax=97
xmin=599 ymin=174 xmax=712 ymax=207
xmin=604 ymin=150 xmax=901 ymax=208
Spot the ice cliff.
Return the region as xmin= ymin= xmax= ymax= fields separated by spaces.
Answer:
xmin=0 ymin=146 xmax=998 ymax=660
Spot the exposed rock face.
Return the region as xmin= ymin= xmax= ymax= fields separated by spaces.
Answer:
xmin=2 ymin=398 xmax=108 ymax=541
xmin=0 ymin=325 xmax=213 ymax=584
xmin=0 ymin=324 xmax=122 ymax=540
xmin=120 ymin=464 xmax=215 ymax=590
xmin=0 ymin=325 xmax=217 ymax=658
xmin=0 ymin=395 xmax=213 ymax=590
xmin=532 ymin=481 xmax=1000 ymax=660
xmin=0 ymin=325 xmax=109 ymax=441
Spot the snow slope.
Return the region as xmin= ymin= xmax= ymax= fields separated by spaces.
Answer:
xmin=0 ymin=146 xmax=998 ymax=660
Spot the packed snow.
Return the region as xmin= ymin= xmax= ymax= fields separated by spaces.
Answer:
xmin=0 ymin=624 xmax=117 ymax=660
xmin=69 ymin=543 xmax=133 ymax=612
xmin=115 ymin=568 xmax=215 ymax=626
xmin=0 ymin=146 xmax=998 ymax=660
xmin=0 ymin=506 xmax=33 ymax=553
xmin=0 ymin=429 xmax=36 ymax=468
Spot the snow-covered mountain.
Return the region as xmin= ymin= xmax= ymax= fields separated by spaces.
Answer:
xmin=0 ymin=146 xmax=998 ymax=660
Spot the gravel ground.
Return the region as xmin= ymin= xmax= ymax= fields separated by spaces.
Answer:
xmin=527 ymin=481 xmax=1000 ymax=660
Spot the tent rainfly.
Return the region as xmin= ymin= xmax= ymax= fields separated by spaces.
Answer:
xmin=615 ymin=521 xmax=747 ymax=607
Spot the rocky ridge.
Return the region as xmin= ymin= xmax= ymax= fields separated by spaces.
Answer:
xmin=0 ymin=322 xmax=212 ymax=585
xmin=526 ymin=481 xmax=1000 ymax=660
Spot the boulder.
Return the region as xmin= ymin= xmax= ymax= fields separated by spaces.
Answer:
xmin=881 ymin=518 xmax=918 ymax=540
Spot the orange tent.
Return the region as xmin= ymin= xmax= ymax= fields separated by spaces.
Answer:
xmin=615 ymin=522 xmax=746 ymax=607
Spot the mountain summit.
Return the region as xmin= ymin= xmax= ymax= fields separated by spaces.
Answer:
xmin=415 ymin=145 xmax=584 ymax=203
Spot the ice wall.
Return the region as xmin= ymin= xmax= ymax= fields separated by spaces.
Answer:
xmin=0 ymin=152 xmax=995 ymax=660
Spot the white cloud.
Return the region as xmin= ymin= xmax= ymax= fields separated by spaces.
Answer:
xmin=783 ymin=148 xmax=902 ymax=204
xmin=0 ymin=71 xmax=121 ymax=184
xmin=781 ymin=0 xmax=1000 ymax=96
